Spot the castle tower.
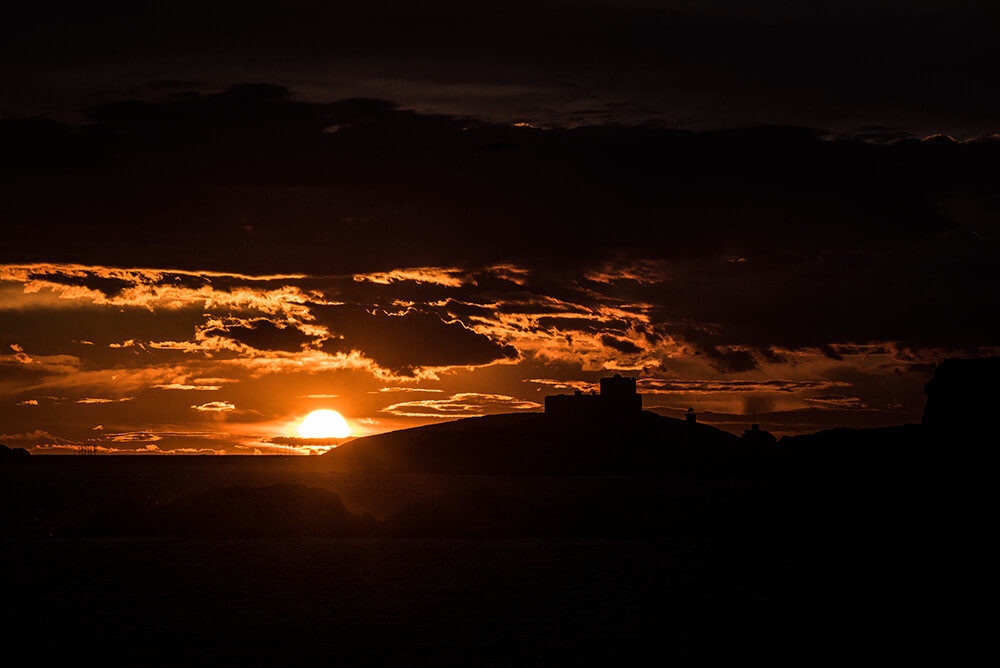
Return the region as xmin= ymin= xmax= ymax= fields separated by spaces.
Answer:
xmin=544 ymin=374 xmax=642 ymax=419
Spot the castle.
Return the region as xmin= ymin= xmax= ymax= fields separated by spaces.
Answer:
xmin=544 ymin=374 xmax=643 ymax=420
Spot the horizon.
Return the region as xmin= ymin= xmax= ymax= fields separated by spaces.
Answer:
xmin=0 ymin=359 xmax=956 ymax=454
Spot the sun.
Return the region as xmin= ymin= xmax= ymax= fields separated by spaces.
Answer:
xmin=298 ymin=409 xmax=351 ymax=439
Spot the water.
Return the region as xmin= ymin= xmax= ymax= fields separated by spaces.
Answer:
xmin=0 ymin=456 xmax=980 ymax=663
xmin=1 ymin=455 xmax=752 ymax=535
xmin=6 ymin=534 xmax=830 ymax=664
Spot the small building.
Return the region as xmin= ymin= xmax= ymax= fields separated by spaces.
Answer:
xmin=740 ymin=423 xmax=777 ymax=446
xmin=544 ymin=374 xmax=642 ymax=420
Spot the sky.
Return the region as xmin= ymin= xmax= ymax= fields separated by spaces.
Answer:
xmin=2 ymin=2 xmax=999 ymax=453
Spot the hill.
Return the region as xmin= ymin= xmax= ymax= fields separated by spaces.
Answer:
xmin=0 ymin=442 xmax=30 ymax=462
xmin=322 ymin=410 xmax=763 ymax=474
xmin=780 ymin=356 xmax=1000 ymax=464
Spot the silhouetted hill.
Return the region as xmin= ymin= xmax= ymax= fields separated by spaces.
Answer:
xmin=0 ymin=442 xmax=30 ymax=462
xmin=923 ymin=357 xmax=999 ymax=439
xmin=780 ymin=356 xmax=1000 ymax=464
xmin=779 ymin=424 xmax=926 ymax=466
xmin=325 ymin=357 xmax=1000 ymax=475
xmin=322 ymin=411 xmax=762 ymax=474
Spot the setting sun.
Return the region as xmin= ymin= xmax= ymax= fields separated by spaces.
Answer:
xmin=298 ymin=409 xmax=351 ymax=439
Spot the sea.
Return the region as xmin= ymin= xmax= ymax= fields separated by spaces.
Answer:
xmin=0 ymin=456 xmax=981 ymax=664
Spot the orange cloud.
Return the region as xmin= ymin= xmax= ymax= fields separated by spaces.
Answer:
xmin=583 ymin=259 xmax=671 ymax=284
xmin=353 ymin=266 xmax=468 ymax=287
xmin=372 ymin=387 xmax=444 ymax=394
xmin=75 ymin=397 xmax=135 ymax=404
xmin=2 ymin=263 xmax=312 ymax=317
xmin=381 ymin=392 xmax=541 ymax=418
xmin=191 ymin=401 xmax=236 ymax=412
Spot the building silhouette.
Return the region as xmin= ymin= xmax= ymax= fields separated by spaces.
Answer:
xmin=740 ymin=422 xmax=777 ymax=446
xmin=544 ymin=374 xmax=642 ymax=420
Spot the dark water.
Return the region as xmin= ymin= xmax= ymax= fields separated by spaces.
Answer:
xmin=1 ymin=456 xmax=990 ymax=664
xmin=0 ymin=455 xmax=764 ymax=534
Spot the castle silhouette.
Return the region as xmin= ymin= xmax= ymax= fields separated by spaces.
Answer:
xmin=544 ymin=374 xmax=643 ymax=419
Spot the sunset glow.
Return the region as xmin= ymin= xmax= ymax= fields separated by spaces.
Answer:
xmin=297 ymin=410 xmax=351 ymax=439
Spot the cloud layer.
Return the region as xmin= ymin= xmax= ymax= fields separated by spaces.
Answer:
xmin=2 ymin=86 xmax=998 ymax=450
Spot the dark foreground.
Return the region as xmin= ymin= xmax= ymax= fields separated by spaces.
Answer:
xmin=1 ymin=455 xmax=993 ymax=665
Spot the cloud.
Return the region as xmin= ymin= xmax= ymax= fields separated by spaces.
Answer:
xmin=353 ymin=267 xmax=468 ymax=287
xmin=1 ymin=87 xmax=999 ymax=445
xmin=1 ymin=264 xmax=313 ymax=326
xmin=313 ymin=305 xmax=519 ymax=375
xmin=0 ymin=346 xmax=80 ymax=385
xmin=372 ymin=387 xmax=444 ymax=394
xmin=585 ymin=259 xmax=671 ymax=285
xmin=104 ymin=432 xmax=163 ymax=442
xmin=3 ymin=94 xmax=998 ymax=363
xmin=599 ymin=335 xmax=643 ymax=356
xmin=192 ymin=401 xmax=236 ymax=412
xmin=803 ymin=395 xmax=869 ymax=409
xmin=2 ymin=363 xmax=190 ymax=399
xmin=381 ymin=393 xmax=541 ymax=418
xmin=0 ymin=429 xmax=80 ymax=448
xmin=10 ymin=2 xmax=1000 ymax=136
xmin=76 ymin=397 xmax=134 ymax=404
xmin=90 ymin=429 xmax=242 ymax=454
xmin=637 ymin=378 xmax=850 ymax=395
xmin=698 ymin=346 xmax=760 ymax=373
xmin=525 ymin=379 xmax=598 ymax=393
xmin=203 ymin=318 xmax=315 ymax=353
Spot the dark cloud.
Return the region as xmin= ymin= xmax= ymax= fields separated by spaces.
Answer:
xmin=599 ymin=335 xmax=642 ymax=356
xmin=5 ymin=2 xmax=1000 ymax=135
xmin=5 ymin=1 xmax=999 ymax=456
xmin=637 ymin=378 xmax=849 ymax=396
xmin=495 ymin=300 xmax=591 ymax=316
xmin=699 ymin=346 xmax=759 ymax=374
xmin=147 ymin=79 xmax=203 ymax=90
xmin=204 ymin=319 xmax=314 ymax=353
xmin=30 ymin=273 xmax=136 ymax=298
xmin=535 ymin=318 xmax=603 ymax=336
xmin=312 ymin=305 xmax=518 ymax=374
xmin=5 ymin=90 xmax=1000 ymax=358
xmin=0 ymin=362 xmax=55 ymax=382
xmin=534 ymin=316 xmax=632 ymax=335
xmin=1 ymin=61 xmax=999 ymax=447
